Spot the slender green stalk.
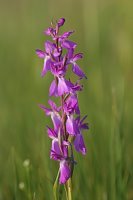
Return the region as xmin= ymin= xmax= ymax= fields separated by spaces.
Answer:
xmin=53 ymin=170 xmax=60 ymax=200
xmin=67 ymin=178 xmax=72 ymax=200
xmin=64 ymin=184 xmax=69 ymax=200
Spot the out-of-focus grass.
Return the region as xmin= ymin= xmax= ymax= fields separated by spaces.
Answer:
xmin=0 ymin=0 xmax=133 ymax=199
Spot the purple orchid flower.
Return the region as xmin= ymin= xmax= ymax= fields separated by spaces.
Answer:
xmin=39 ymin=100 xmax=61 ymax=132
xmin=36 ymin=18 xmax=89 ymax=186
xmin=50 ymin=139 xmax=71 ymax=184
xmin=64 ymin=93 xmax=80 ymax=115
xmin=74 ymin=116 xmax=89 ymax=154
xmin=36 ymin=41 xmax=55 ymax=76
xmin=49 ymin=77 xmax=73 ymax=97
xmin=68 ymin=52 xmax=87 ymax=79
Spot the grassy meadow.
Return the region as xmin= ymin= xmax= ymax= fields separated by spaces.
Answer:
xmin=0 ymin=0 xmax=133 ymax=199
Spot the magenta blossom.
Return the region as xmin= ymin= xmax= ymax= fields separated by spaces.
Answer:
xmin=36 ymin=18 xmax=89 ymax=185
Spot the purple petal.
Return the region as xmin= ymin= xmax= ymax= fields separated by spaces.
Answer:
xmin=80 ymin=115 xmax=89 ymax=130
xmin=72 ymin=53 xmax=83 ymax=62
xmin=49 ymin=80 xmax=58 ymax=96
xmin=45 ymin=41 xmax=55 ymax=54
xmin=72 ymin=83 xmax=83 ymax=92
xmin=80 ymin=123 xmax=89 ymax=130
xmin=51 ymin=112 xmax=61 ymax=132
xmin=75 ymin=116 xmax=80 ymax=124
xmin=50 ymin=139 xmax=62 ymax=161
xmin=59 ymin=160 xmax=71 ymax=184
xmin=58 ymin=78 xmax=71 ymax=96
xmin=47 ymin=126 xmax=57 ymax=139
xmin=72 ymin=63 xmax=86 ymax=79
xmin=39 ymin=104 xmax=52 ymax=115
xmin=36 ymin=49 xmax=45 ymax=58
xmin=44 ymin=27 xmax=54 ymax=36
xmin=59 ymin=31 xmax=74 ymax=41
xmin=67 ymin=48 xmax=74 ymax=60
xmin=62 ymin=40 xmax=77 ymax=49
xmin=53 ymin=47 xmax=62 ymax=57
xmin=48 ymin=99 xmax=59 ymax=112
xmin=74 ymin=134 xmax=86 ymax=155
xmin=50 ymin=139 xmax=68 ymax=161
xmin=66 ymin=116 xmax=77 ymax=135
xmin=64 ymin=93 xmax=80 ymax=115
xmin=57 ymin=18 xmax=65 ymax=27
xmin=41 ymin=56 xmax=51 ymax=76
xmin=75 ymin=102 xmax=80 ymax=115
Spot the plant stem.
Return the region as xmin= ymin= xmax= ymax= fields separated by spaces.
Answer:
xmin=64 ymin=184 xmax=69 ymax=200
xmin=67 ymin=178 xmax=72 ymax=200
xmin=53 ymin=170 xmax=60 ymax=200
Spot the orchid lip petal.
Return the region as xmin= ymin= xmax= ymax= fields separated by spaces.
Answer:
xmin=66 ymin=115 xmax=77 ymax=135
xmin=59 ymin=160 xmax=71 ymax=184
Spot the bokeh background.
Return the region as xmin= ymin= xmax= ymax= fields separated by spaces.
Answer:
xmin=0 ymin=0 xmax=133 ymax=199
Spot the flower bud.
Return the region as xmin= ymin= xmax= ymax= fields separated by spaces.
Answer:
xmin=57 ymin=18 xmax=65 ymax=27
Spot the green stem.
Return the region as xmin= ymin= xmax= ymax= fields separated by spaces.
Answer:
xmin=64 ymin=184 xmax=69 ymax=200
xmin=53 ymin=170 xmax=60 ymax=200
xmin=67 ymin=178 xmax=72 ymax=200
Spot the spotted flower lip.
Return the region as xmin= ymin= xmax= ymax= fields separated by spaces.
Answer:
xmin=36 ymin=18 xmax=89 ymax=184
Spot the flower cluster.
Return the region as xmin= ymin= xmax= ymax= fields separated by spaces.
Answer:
xmin=36 ymin=18 xmax=89 ymax=184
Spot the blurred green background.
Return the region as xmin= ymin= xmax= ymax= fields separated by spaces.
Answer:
xmin=0 ymin=0 xmax=133 ymax=199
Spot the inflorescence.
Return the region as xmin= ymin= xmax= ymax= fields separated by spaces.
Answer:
xmin=36 ymin=18 xmax=89 ymax=184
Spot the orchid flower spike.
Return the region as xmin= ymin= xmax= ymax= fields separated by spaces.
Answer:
xmin=36 ymin=18 xmax=89 ymax=185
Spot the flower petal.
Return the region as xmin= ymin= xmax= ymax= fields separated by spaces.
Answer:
xmin=48 ymin=99 xmax=60 ymax=112
xmin=72 ymin=53 xmax=83 ymax=62
xmin=50 ymin=139 xmax=62 ymax=161
xmin=59 ymin=160 xmax=71 ymax=184
xmin=58 ymin=78 xmax=71 ymax=96
xmin=47 ymin=126 xmax=57 ymax=139
xmin=62 ymin=40 xmax=77 ymax=49
xmin=41 ymin=56 xmax=51 ymax=76
xmin=36 ymin=49 xmax=45 ymax=58
xmin=72 ymin=63 xmax=86 ymax=79
xmin=51 ymin=112 xmax=61 ymax=132
xmin=39 ymin=104 xmax=52 ymax=115
xmin=45 ymin=41 xmax=55 ymax=54
xmin=66 ymin=116 xmax=77 ymax=135
xmin=59 ymin=31 xmax=74 ymax=41
xmin=44 ymin=27 xmax=55 ymax=36
xmin=49 ymin=80 xmax=58 ymax=96
xmin=57 ymin=18 xmax=65 ymax=27
xmin=74 ymin=134 xmax=86 ymax=155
